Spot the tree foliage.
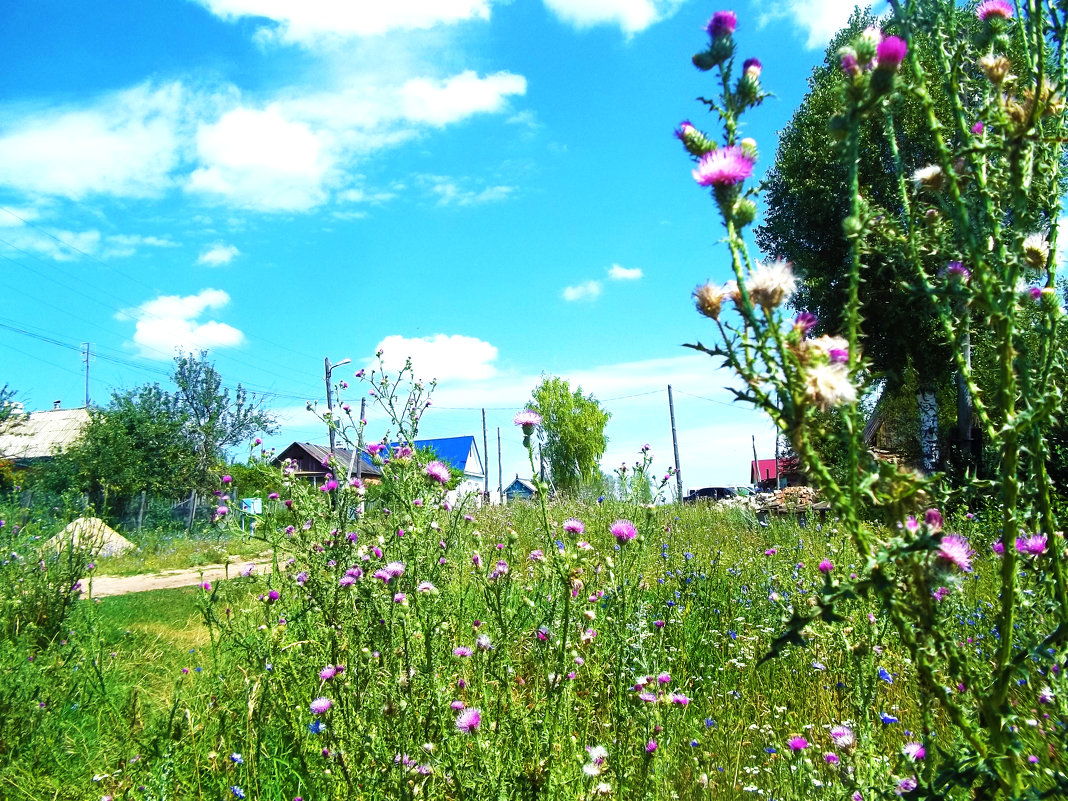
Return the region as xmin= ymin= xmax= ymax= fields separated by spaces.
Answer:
xmin=529 ymin=376 xmax=610 ymax=496
xmin=169 ymin=350 xmax=277 ymax=486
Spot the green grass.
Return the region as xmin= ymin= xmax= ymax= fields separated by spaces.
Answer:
xmin=93 ymin=528 xmax=266 ymax=576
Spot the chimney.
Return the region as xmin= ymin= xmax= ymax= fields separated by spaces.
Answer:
xmin=53 ymin=400 xmax=61 ymax=410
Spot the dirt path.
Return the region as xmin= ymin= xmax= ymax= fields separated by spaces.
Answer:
xmin=86 ymin=558 xmax=278 ymax=597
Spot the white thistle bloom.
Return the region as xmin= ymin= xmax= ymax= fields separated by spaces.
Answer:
xmin=745 ymin=260 xmax=796 ymax=309
xmin=1023 ymin=232 xmax=1050 ymax=269
xmin=805 ymin=363 xmax=857 ymax=411
xmin=912 ymin=164 xmax=944 ymax=190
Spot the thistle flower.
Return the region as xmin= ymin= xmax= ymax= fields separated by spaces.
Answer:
xmin=977 ymin=0 xmax=1014 ymax=20
xmin=830 ymin=725 xmax=855 ymax=748
xmin=693 ymin=282 xmax=728 ymax=320
xmin=946 ymin=261 xmax=971 ymax=282
xmin=818 ymin=559 xmax=834 ymax=573
xmin=610 ymin=519 xmax=638 ymax=543
xmin=912 ymin=164 xmax=945 ymax=191
xmin=805 ymin=363 xmax=857 ymax=411
xmin=1023 ymin=233 xmax=1050 ymax=269
xmin=1016 ymin=534 xmax=1048 ymax=555
xmin=310 ymin=697 xmax=332 ymax=715
xmin=455 ymin=707 xmax=481 ymax=734
xmin=425 ymin=461 xmax=451 ymax=484
xmin=794 ymin=312 xmax=818 ymax=335
xmin=903 ymin=742 xmax=926 ymax=761
xmin=514 ymin=409 xmax=542 ymax=432
xmin=937 ymin=534 xmax=974 ymax=572
xmin=875 ymin=36 xmax=907 ymax=71
xmin=706 ymin=10 xmax=736 ymax=37
xmin=745 ymin=260 xmax=796 ymax=308
xmin=453 ymin=646 xmax=472 ymax=658
xmin=742 ymin=57 xmax=762 ymax=78
xmin=788 ymin=736 xmax=809 ymax=751
xmin=692 ymin=146 xmax=755 ymax=187
xmin=563 ymin=517 xmax=585 ymax=535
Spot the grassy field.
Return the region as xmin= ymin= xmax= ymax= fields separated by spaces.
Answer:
xmin=0 ymin=489 xmax=1059 ymax=800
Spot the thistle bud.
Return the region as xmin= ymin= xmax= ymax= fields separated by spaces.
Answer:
xmin=693 ymin=283 xmax=727 ymax=320
xmin=855 ymin=27 xmax=881 ymax=65
xmin=979 ymin=55 xmax=1011 ymax=84
xmin=674 ymin=121 xmax=715 ymax=157
xmin=733 ymin=197 xmax=757 ymax=228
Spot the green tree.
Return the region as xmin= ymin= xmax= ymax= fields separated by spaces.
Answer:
xmin=169 ymin=351 xmax=277 ymax=487
xmin=51 ymin=384 xmax=197 ymax=522
xmin=529 ymin=376 xmax=611 ymax=496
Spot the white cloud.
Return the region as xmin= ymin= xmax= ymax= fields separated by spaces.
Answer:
xmin=756 ymin=0 xmax=870 ymax=49
xmin=608 ymin=264 xmax=642 ymax=281
xmin=197 ymin=243 xmax=241 ymax=266
xmin=0 ymin=219 xmax=175 ymax=261
xmin=562 ymin=280 xmax=602 ymax=301
xmin=120 ymin=288 xmax=245 ymax=359
xmin=416 ymin=174 xmax=514 ymax=206
xmin=541 ymin=0 xmax=685 ymax=34
xmin=401 ymin=71 xmax=527 ymax=126
xmin=0 ymin=83 xmax=187 ymax=199
xmin=195 ymin=0 xmax=493 ymax=44
xmin=372 ymin=333 xmax=499 ymax=381
xmin=188 ymin=106 xmax=335 ymax=211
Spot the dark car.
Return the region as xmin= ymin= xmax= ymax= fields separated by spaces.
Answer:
xmin=683 ymin=486 xmax=738 ymax=503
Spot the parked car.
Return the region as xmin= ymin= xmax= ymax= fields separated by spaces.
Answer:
xmin=683 ymin=486 xmax=739 ymax=503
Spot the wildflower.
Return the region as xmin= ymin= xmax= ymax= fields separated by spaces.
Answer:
xmin=231 ymin=753 xmax=243 ymax=764
xmin=692 ymin=146 xmax=755 ymax=187
xmin=912 ymin=164 xmax=945 ymax=191
xmin=925 ymin=508 xmax=944 ymax=530
xmin=1039 ymin=686 xmax=1054 ymax=704
xmin=788 ymin=736 xmax=809 ymax=751
xmin=932 ymin=586 xmax=950 ymax=602
xmin=670 ymin=692 xmax=690 ymax=706
xmin=745 ymin=260 xmax=796 ymax=309
xmin=706 ymin=10 xmax=736 ymax=37
xmin=417 ymin=581 xmax=437 ymax=594
xmin=1023 ymin=233 xmax=1050 ymax=269
xmin=455 ymin=707 xmax=481 ymax=734
xmin=880 ymin=712 xmax=899 ymax=724
xmin=201 ymin=582 xmax=212 ymax=592
xmin=657 ymin=672 xmax=671 ymax=684
xmin=896 ymin=776 xmax=918 ymax=794
xmin=610 ymin=519 xmax=638 ymax=543
xmin=425 ymin=461 xmax=451 ymax=484
xmin=537 ymin=625 xmax=550 ymax=641
xmin=675 ymin=120 xmax=716 ymax=157
xmin=875 ymin=35 xmax=907 ymax=71
xmin=646 ymin=740 xmax=658 ymax=753
xmin=1016 ymin=534 xmax=1048 ymax=555
xmin=231 ymin=787 xmax=246 ymax=800
xmin=384 ymin=561 xmax=405 ymax=578
xmin=818 ymin=559 xmax=834 ymax=573
xmin=453 ymin=646 xmax=472 ymax=658
xmin=308 ymin=720 xmax=326 ymax=734
xmin=693 ymin=282 xmax=728 ymax=320
xmin=529 ymin=549 xmax=545 ymax=562
xmin=794 ymin=312 xmax=818 ymax=335
xmin=742 ymin=57 xmax=761 ymax=78
xmin=393 ymin=592 xmax=407 ymax=605
xmin=320 ymin=666 xmax=337 ymax=681
xmin=765 ymin=548 xmax=777 ymax=556
xmin=268 ymin=492 xmax=279 ymax=500
xmin=830 ymin=725 xmax=855 ymax=748
xmin=979 ymin=54 xmax=1012 ymax=84
xmin=946 ymin=261 xmax=971 ymax=282
xmin=977 ymin=0 xmax=1014 ymax=20
xmin=476 ymin=633 xmax=493 ymax=650
xmin=563 ymin=517 xmax=585 ymax=535
xmin=825 ymin=752 xmax=840 ymax=765
xmin=1028 ymin=754 xmax=1039 ymax=764
xmin=514 ymin=408 xmax=542 ymax=435
xmin=972 ymin=121 xmax=984 ymax=134
xmin=215 ymin=505 xmax=228 ymax=518
xmin=932 ymin=533 xmax=973 ymax=572
xmin=903 ymin=742 xmax=926 ymax=760
xmin=805 ymin=363 xmax=857 ymax=411
xmin=266 ymin=589 xmax=280 ymax=603
xmin=878 ymin=667 xmax=893 ymax=684
xmin=310 ymin=697 xmax=332 ymax=715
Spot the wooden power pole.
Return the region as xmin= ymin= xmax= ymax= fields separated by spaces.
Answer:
xmin=667 ymin=385 xmax=683 ymax=501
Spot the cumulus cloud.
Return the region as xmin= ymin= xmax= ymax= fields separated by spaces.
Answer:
xmin=400 ymin=71 xmax=527 ymax=127
xmin=756 ymin=0 xmax=870 ymax=49
xmin=0 ymin=83 xmax=187 ymax=200
xmin=194 ymin=0 xmax=493 ymax=44
xmin=416 ymin=174 xmax=514 ymax=206
xmin=197 ymin=243 xmax=241 ymax=266
xmin=187 ymin=106 xmax=335 ymax=211
xmin=540 ymin=0 xmax=685 ymax=34
xmin=562 ymin=280 xmax=602 ymax=302
xmin=120 ymin=288 xmax=245 ymax=359
xmin=608 ymin=264 xmax=642 ymax=280
xmin=0 ymin=218 xmax=175 ymax=261
xmin=373 ymin=333 xmax=499 ymax=381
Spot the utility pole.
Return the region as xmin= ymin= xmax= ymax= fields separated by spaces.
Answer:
xmin=751 ymin=435 xmax=761 ymax=487
xmin=482 ymin=408 xmax=489 ymax=497
xmin=667 ymin=385 xmax=683 ymax=502
xmin=324 ymin=356 xmax=351 ymax=453
xmin=356 ymin=396 xmax=366 ymax=480
xmin=82 ymin=342 xmax=91 ymax=407
xmin=497 ymin=427 xmax=502 ymax=494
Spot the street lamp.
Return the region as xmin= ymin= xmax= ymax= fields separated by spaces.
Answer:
xmin=324 ymin=357 xmax=351 ymax=453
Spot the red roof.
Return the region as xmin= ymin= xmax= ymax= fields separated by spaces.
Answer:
xmin=751 ymin=458 xmax=780 ymax=483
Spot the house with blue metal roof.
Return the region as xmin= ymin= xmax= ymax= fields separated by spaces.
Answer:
xmin=405 ymin=435 xmax=485 ymax=502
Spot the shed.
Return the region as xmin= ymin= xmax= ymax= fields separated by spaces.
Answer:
xmin=273 ymin=442 xmax=382 ymax=486
xmin=504 ymin=475 xmax=538 ymax=502
xmin=0 ymin=405 xmax=89 ymax=465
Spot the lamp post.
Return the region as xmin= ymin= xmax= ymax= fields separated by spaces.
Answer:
xmin=324 ymin=356 xmax=351 ymax=453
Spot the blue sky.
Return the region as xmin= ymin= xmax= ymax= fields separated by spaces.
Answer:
xmin=0 ymin=0 xmax=867 ymax=491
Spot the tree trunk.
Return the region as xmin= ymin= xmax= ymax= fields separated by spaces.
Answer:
xmin=186 ymin=490 xmax=197 ymax=533
xmin=136 ymin=491 xmax=147 ymax=532
xmin=918 ymin=386 xmax=940 ymax=473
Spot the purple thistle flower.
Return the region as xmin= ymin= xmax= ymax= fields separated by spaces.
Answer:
xmin=692 ymin=146 xmax=755 ymax=187
xmin=903 ymin=742 xmax=926 ymax=760
xmin=937 ymin=534 xmax=974 ymax=572
xmin=992 ymin=540 xmax=1005 ymax=555
xmin=788 ymin=736 xmax=809 ymax=751
xmin=794 ymin=312 xmax=818 ymax=335
xmin=830 ymin=725 xmax=855 ymax=748
xmin=742 ymin=57 xmax=762 ymax=78
xmin=972 ymin=121 xmax=984 ymax=134
xmin=946 ymin=261 xmax=971 ymax=282
xmin=925 ymin=508 xmax=944 ymax=530
xmin=320 ymin=666 xmax=337 ymax=681
xmin=425 ymin=461 xmax=451 ymax=484
xmin=453 ymin=646 xmax=472 ymax=658
xmin=645 ymin=739 xmax=658 ymax=753
xmin=977 ymin=0 xmax=1014 ymax=20
xmin=657 ymin=672 xmax=671 ymax=684
xmin=932 ymin=586 xmax=950 ymax=602
xmin=455 ymin=707 xmax=481 ymax=734
xmin=310 ymin=697 xmax=332 ymax=715
xmin=610 ymin=519 xmax=637 ymax=543
xmin=669 ymin=692 xmax=690 ymax=706
xmin=1016 ymin=534 xmax=1048 ymax=555
xmin=513 ymin=409 xmax=542 ymax=431
xmin=824 ymin=752 xmax=840 ymax=765
xmin=384 ymin=561 xmax=405 ymax=578
xmin=841 ymin=51 xmax=859 ymax=76
xmin=818 ymin=559 xmax=834 ymax=574
xmin=706 ymin=10 xmax=736 ymax=37
xmin=876 ymin=36 xmax=907 ymax=71
xmin=897 ymin=776 xmax=918 ymax=794
xmin=563 ymin=517 xmax=585 ymax=535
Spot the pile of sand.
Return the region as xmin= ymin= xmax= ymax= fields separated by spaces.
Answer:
xmin=44 ymin=517 xmax=137 ymax=558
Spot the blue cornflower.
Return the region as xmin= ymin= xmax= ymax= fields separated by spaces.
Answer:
xmin=684 ymin=552 xmax=694 ymax=561
xmin=878 ymin=667 xmax=893 ymax=683
xmin=231 ymin=787 xmax=246 ymax=800
xmin=728 ymin=630 xmax=737 ymax=640
xmin=691 ymin=739 xmax=699 ymax=747
xmin=765 ymin=747 xmax=777 ymax=754
xmin=308 ymin=720 xmax=326 ymax=734
xmin=231 ymin=753 xmax=243 ymax=764
xmin=597 ymin=496 xmax=605 ymax=504
xmin=555 ymin=540 xmax=565 ymax=552
xmin=880 ymin=712 xmax=899 ymax=724
xmin=705 ymin=718 xmax=716 ymax=728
